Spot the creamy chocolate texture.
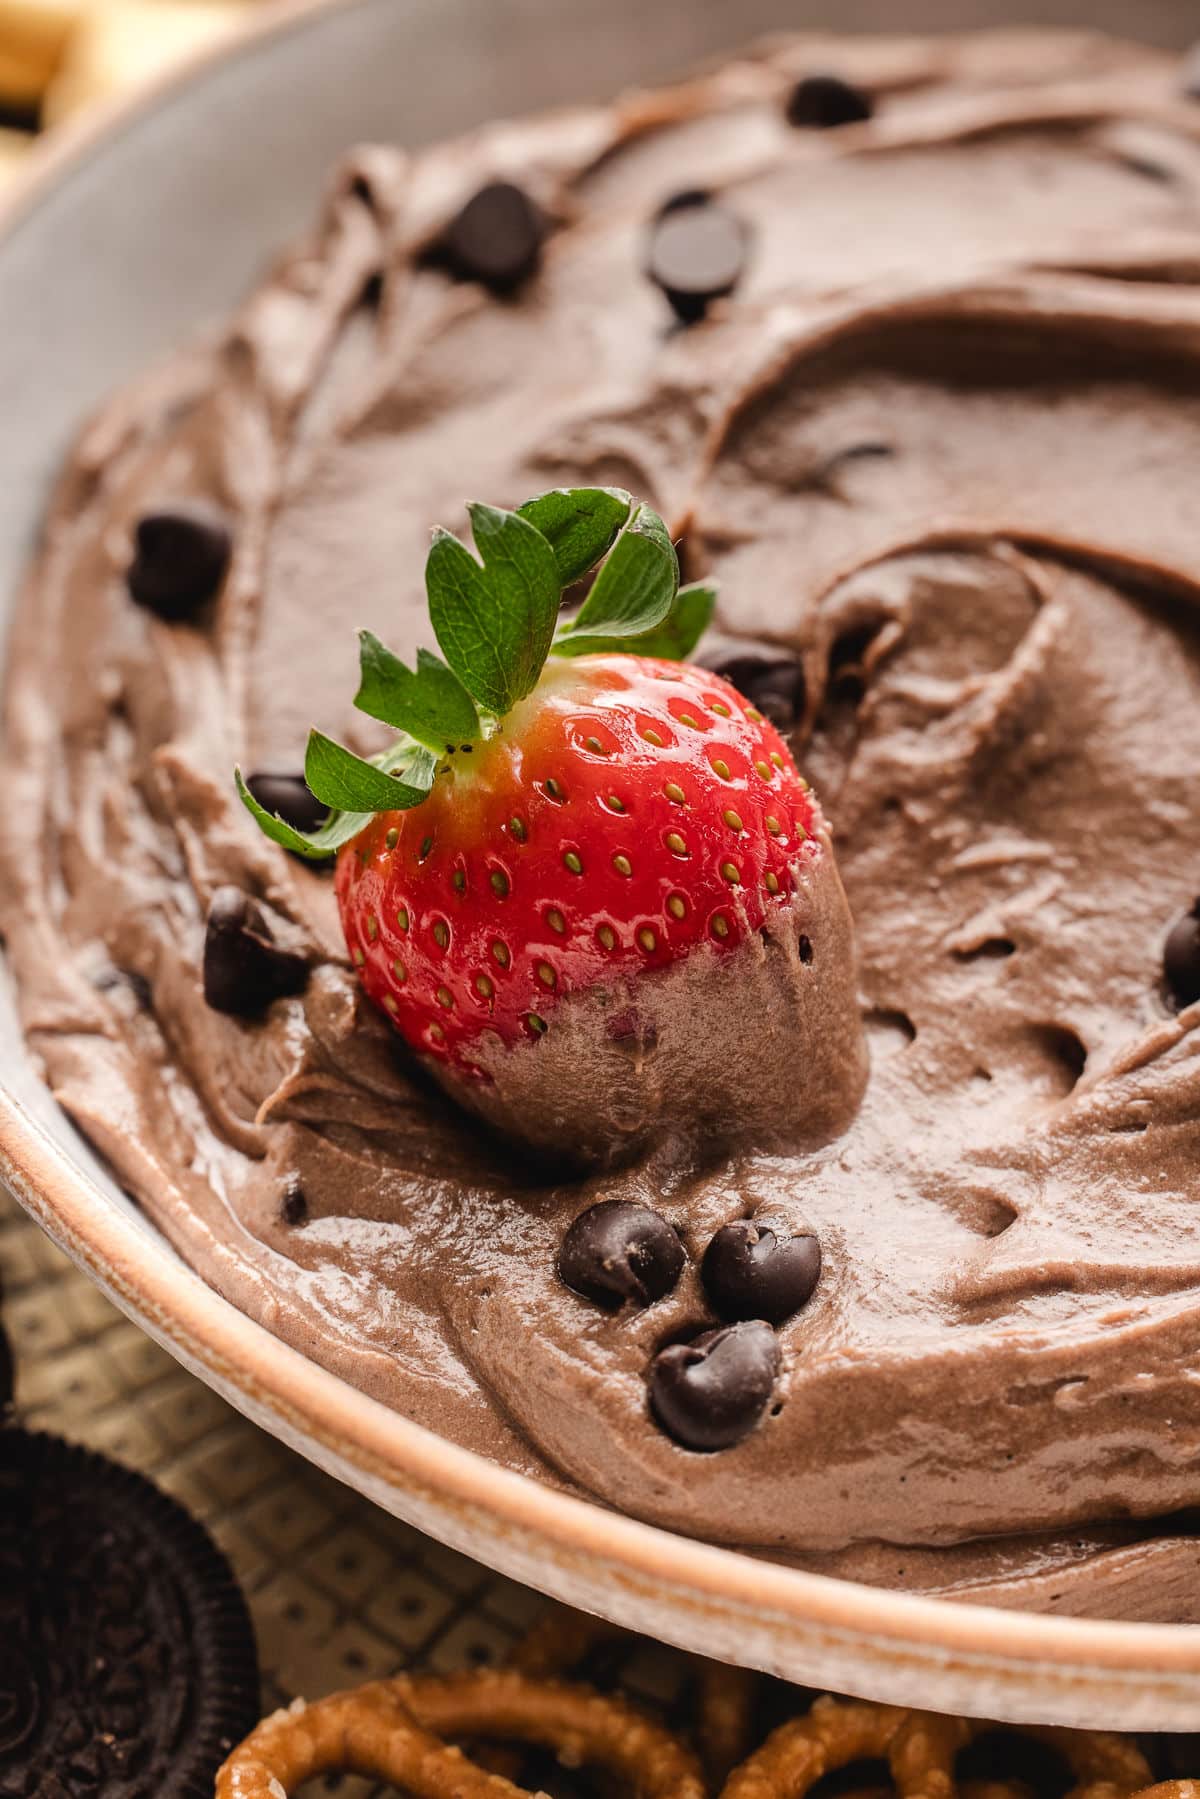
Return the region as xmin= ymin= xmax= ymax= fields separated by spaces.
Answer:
xmin=6 ymin=27 xmax=1200 ymax=1619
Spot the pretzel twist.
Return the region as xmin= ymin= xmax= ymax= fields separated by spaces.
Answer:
xmin=511 ymin=1601 xmax=758 ymax=1779
xmin=720 ymin=1698 xmax=1155 ymax=1799
xmin=216 ymin=1668 xmax=706 ymax=1799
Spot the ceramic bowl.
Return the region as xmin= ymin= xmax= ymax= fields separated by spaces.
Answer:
xmin=2 ymin=0 xmax=1199 ymax=1731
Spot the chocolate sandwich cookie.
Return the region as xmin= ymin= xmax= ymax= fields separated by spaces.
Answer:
xmin=0 ymin=1429 xmax=259 ymax=1798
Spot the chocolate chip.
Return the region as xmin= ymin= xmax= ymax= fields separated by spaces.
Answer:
xmin=280 ymin=1178 xmax=308 ymax=1226
xmin=127 ymin=502 xmax=232 ymax=621
xmin=245 ymin=771 xmax=328 ymax=836
xmin=1164 ymin=900 xmax=1200 ymax=1010
xmin=699 ymin=644 xmax=806 ymax=730
xmin=438 ymin=181 xmax=545 ymax=292
xmin=645 ymin=196 xmax=749 ymax=324
xmin=784 ymin=73 xmax=873 ymax=129
xmin=203 ymin=886 xmax=308 ymax=1018
xmin=648 ymin=1321 xmax=780 ymax=1451
xmin=559 ymin=1200 xmax=684 ymax=1310
xmin=702 ymin=1219 xmax=821 ymax=1325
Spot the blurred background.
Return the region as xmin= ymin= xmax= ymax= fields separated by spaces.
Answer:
xmin=0 ymin=0 xmax=1198 ymax=197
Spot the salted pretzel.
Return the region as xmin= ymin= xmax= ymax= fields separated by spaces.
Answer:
xmin=216 ymin=1667 xmax=706 ymax=1799
xmin=719 ymin=1696 xmax=1157 ymax=1799
xmin=886 ymin=1711 xmax=1154 ymax=1799
xmin=720 ymin=1694 xmax=908 ymax=1799
xmin=511 ymin=1601 xmax=759 ymax=1779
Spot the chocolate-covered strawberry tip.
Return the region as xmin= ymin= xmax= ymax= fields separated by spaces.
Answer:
xmin=648 ymin=1321 xmax=780 ymax=1452
xmin=559 ymin=1200 xmax=684 ymax=1310
xmin=236 ymin=486 xmax=867 ymax=1165
xmin=702 ymin=1219 xmax=821 ymax=1325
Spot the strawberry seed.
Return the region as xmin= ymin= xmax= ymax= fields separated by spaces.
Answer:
xmin=546 ymin=908 xmax=566 ymax=935
xmin=612 ymin=853 xmax=633 ymax=877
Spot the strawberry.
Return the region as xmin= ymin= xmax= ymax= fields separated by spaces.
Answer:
xmin=238 ymin=487 xmax=864 ymax=1163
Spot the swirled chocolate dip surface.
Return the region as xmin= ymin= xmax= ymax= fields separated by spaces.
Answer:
xmin=7 ymin=27 xmax=1200 ymax=1619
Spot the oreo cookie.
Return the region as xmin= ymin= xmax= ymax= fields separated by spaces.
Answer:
xmin=0 ymin=1430 xmax=259 ymax=1797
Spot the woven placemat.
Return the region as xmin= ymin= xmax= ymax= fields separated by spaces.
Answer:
xmin=0 ymin=1184 xmax=693 ymax=1796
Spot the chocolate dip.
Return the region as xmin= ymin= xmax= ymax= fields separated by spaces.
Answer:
xmin=7 ymin=27 xmax=1200 ymax=1619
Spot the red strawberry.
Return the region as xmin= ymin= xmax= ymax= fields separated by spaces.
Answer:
xmin=239 ymin=489 xmax=865 ymax=1163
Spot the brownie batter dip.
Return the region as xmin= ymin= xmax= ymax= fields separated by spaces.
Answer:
xmin=7 ymin=27 xmax=1200 ymax=1620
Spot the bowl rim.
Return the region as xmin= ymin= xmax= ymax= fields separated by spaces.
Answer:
xmin=2 ymin=0 xmax=1200 ymax=1706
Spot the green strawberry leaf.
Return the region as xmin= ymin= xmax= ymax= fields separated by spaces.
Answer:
xmin=627 ymin=580 xmax=718 ymax=660
xmin=235 ymin=768 xmax=365 ymax=861
xmin=355 ymin=635 xmax=480 ymax=752
xmin=551 ymin=577 xmax=717 ymax=662
xmin=516 ymin=486 xmax=631 ymax=587
xmin=551 ymin=502 xmax=679 ymax=655
xmin=237 ymin=487 xmax=717 ymax=861
xmin=427 ymin=504 xmax=560 ymax=715
xmin=304 ymin=732 xmax=437 ymax=813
